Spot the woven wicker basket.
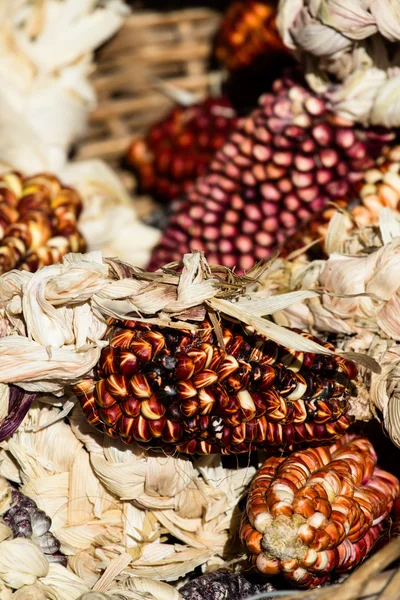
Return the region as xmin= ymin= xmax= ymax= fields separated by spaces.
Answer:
xmin=76 ymin=6 xmax=222 ymax=206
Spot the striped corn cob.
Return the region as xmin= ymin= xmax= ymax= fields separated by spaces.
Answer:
xmin=280 ymin=145 xmax=400 ymax=258
xmin=72 ymin=317 xmax=358 ymax=454
xmin=126 ymin=97 xmax=237 ymax=205
xmin=148 ymin=71 xmax=395 ymax=273
xmin=240 ymin=435 xmax=400 ymax=588
xmin=2 ymin=487 xmax=67 ymax=566
xmin=0 ymin=171 xmax=86 ymax=274
xmin=215 ymin=0 xmax=288 ymax=72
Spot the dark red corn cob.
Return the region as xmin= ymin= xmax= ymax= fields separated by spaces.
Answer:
xmin=125 ymin=97 xmax=237 ymax=205
xmin=215 ymin=0 xmax=288 ymax=72
xmin=240 ymin=435 xmax=400 ymax=588
xmin=148 ymin=71 xmax=395 ymax=273
xmin=72 ymin=317 xmax=358 ymax=455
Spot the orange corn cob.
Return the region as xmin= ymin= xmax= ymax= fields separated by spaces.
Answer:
xmin=215 ymin=0 xmax=288 ymax=72
xmin=0 ymin=172 xmax=86 ymax=274
xmin=240 ymin=435 xmax=400 ymax=587
xmin=73 ymin=317 xmax=358 ymax=455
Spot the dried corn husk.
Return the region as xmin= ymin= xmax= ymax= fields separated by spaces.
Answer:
xmin=0 ymin=399 xmax=254 ymax=595
xmin=0 ymin=250 xmax=376 ymax=396
xmin=0 ymin=0 xmax=159 ymax=267
xmin=277 ymin=0 xmax=400 ymax=126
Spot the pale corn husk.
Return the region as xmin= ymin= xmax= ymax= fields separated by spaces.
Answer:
xmin=60 ymin=162 xmax=160 ymax=269
xmin=0 ymin=539 xmax=49 ymax=589
xmin=0 ymin=250 xmax=377 ymax=396
xmin=0 ymin=0 xmax=159 ymax=267
xmin=0 ymin=0 xmax=127 ymax=168
xmin=277 ymin=0 xmax=400 ymax=126
xmin=0 ymin=400 xmax=252 ymax=597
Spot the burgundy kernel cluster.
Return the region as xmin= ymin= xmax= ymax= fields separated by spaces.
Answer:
xmin=148 ymin=71 xmax=394 ymax=273
xmin=73 ymin=318 xmax=358 ymax=454
xmin=126 ymin=97 xmax=237 ymax=204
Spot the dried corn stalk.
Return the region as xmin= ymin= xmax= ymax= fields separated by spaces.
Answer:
xmin=0 ymin=0 xmax=159 ymax=267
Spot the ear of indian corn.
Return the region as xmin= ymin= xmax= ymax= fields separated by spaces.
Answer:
xmin=280 ymin=145 xmax=400 ymax=258
xmin=215 ymin=0 xmax=288 ymax=72
xmin=240 ymin=435 xmax=400 ymax=587
xmin=148 ymin=71 xmax=395 ymax=273
xmin=125 ymin=97 xmax=237 ymax=205
xmin=0 ymin=172 xmax=86 ymax=274
xmin=72 ymin=316 xmax=358 ymax=454
xmin=2 ymin=488 xmax=67 ymax=567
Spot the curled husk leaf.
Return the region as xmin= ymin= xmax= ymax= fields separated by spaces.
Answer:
xmin=78 ymin=595 xmax=110 ymax=600
xmin=13 ymin=587 xmax=57 ymax=600
xmin=0 ymin=250 xmax=365 ymax=396
xmin=277 ymin=0 xmax=400 ymax=125
xmin=0 ymin=539 xmax=48 ymax=589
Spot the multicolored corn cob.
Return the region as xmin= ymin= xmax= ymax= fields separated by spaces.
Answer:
xmin=73 ymin=317 xmax=358 ymax=454
xmin=179 ymin=569 xmax=277 ymax=600
xmin=148 ymin=71 xmax=395 ymax=273
xmin=280 ymin=145 xmax=400 ymax=258
xmin=2 ymin=488 xmax=67 ymax=566
xmin=240 ymin=435 xmax=400 ymax=588
xmin=126 ymin=97 xmax=237 ymax=204
xmin=0 ymin=171 xmax=86 ymax=274
xmin=215 ymin=0 xmax=288 ymax=72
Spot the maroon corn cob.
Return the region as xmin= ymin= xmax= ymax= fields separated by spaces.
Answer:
xmin=240 ymin=435 xmax=400 ymax=587
xmin=72 ymin=317 xmax=358 ymax=455
xmin=148 ymin=71 xmax=395 ymax=273
xmin=126 ymin=97 xmax=237 ymax=205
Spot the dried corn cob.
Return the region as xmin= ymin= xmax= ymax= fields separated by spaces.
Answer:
xmin=2 ymin=488 xmax=67 ymax=567
xmin=240 ymin=435 xmax=400 ymax=588
xmin=0 ymin=172 xmax=86 ymax=274
xmin=280 ymin=145 xmax=400 ymax=258
xmin=179 ymin=569 xmax=277 ymax=599
xmin=126 ymin=97 xmax=237 ymax=205
xmin=72 ymin=317 xmax=357 ymax=454
xmin=148 ymin=71 xmax=395 ymax=273
xmin=216 ymin=0 xmax=288 ymax=72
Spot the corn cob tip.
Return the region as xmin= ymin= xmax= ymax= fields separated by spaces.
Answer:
xmin=260 ymin=514 xmax=309 ymax=561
